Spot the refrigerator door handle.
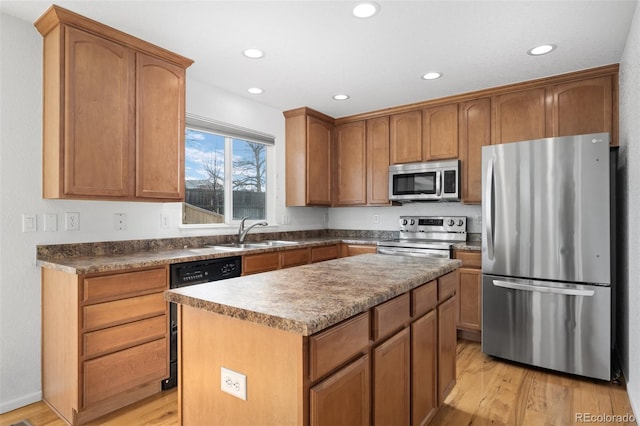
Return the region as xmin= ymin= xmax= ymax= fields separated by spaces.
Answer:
xmin=492 ymin=280 xmax=595 ymax=297
xmin=484 ymin=159 xmax=495 ymax=259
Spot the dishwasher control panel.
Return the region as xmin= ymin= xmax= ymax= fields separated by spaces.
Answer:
xmin=170 ymin=256 xmax=242 ymax=287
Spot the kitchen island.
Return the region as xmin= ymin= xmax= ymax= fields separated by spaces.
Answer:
xmin=165 ymin=253 xmax=461 ymax=426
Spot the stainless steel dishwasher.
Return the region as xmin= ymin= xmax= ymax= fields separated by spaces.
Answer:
xmin=162 ymin=256 xmax=242 ymax=390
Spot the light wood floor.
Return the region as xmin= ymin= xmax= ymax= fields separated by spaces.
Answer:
xmin=0 ymin=340 xmax=635 ymax=426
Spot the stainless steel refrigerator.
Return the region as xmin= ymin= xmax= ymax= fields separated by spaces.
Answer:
xmin=481 ymin=132 xmax=615 ymax=381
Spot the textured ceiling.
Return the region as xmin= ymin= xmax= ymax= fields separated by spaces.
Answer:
xmin=2 ymin=0 xmax=636 ymax=118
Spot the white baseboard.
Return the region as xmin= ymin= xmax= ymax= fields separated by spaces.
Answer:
xmin=0 ymin=391 xmax=42 ymax=415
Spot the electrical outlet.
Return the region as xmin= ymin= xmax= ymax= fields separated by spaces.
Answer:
xmin=114 ymin=213 xmax=127 ymax=231
xmin=65 ymin=212 xmax=80 ymax=231
xmin=373 ymin=214 xmax=380 ymax=224
xmin=160 ymin=213 xmax=170 ymax=229
xmin=220 ymin=367 xmax=247 ymax=400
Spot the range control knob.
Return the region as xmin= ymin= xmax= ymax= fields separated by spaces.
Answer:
xmin=409 ymin=219 xmax=415 ymax=225
xmin=458 ymin=219 xmax=464 ymax=226
xmin=401 ymin=219 xmax=408 ymax=226
xmin=447 ymin=218 xmax=455 ymax=226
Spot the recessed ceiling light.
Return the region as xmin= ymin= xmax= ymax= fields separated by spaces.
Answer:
xmin=353 ymin=2 xmax=379 ymax=18
xmin=248 ymin=87 xmax=263 ymax=94
xmin=243 ymin=48 xmax=264 ymax=59
xmin=527 ymin=44 xmax=556 ymax=56
xmin=422 ymin=72 xmax=442 ymax=80
xmin=333 ymin=94 xmax=350 ymax=101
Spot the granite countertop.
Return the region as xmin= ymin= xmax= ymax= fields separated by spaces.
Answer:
xmin=36 ymin=237 xmax=349 ymax=275
xmin=165 ymin=253 xmax=461 ymax=336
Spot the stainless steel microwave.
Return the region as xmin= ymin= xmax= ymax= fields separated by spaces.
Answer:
xmin=389 ymin=160 xmax=460 ymax=202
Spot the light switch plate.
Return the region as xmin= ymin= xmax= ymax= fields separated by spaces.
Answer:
xmin=22 ymin=214 xmax=36 ymax=232
xmin=44 ymin=213 xmax=57 ymax=232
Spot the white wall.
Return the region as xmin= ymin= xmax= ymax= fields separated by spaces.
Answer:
xmin=0 ymin=12 xmax=325 ymax=413
xmin=618 ymin=0 xmax=640 ymax=415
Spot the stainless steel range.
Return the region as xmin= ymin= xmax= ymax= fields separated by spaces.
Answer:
xmin=377 ymin=216 xmax=466 ymax=258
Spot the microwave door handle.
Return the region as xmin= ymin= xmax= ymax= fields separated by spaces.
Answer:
xmin=436 ymin=170 xmax=441 ymax=196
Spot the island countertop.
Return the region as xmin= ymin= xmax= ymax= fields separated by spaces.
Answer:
xmin=165 ymin=253 xmax=461 ymax=336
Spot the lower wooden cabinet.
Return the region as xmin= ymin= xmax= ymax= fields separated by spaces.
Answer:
xmin=438 ymin=295 xmax=457 ymax=403
xmin=373 ymin=328 xmax=411 ymax=426
xmin=310 ymin=355 xmax=371 ymax=426
xmin=411 ymin=309 xmax=438 ymax=426
xmin=340 ymin=243 xmax=377 ymax=257
xmin=454 ymin=249 xmax=482 ymax=341
xmin=242 ymin=244 xmax=340 ymax=275
xmin=42 ymin=266 xmax=169 ymax=424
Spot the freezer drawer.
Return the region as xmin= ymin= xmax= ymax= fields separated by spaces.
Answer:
xmin=482 ymin=274 xmax=611 ymax=380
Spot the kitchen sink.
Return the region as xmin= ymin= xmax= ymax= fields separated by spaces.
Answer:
xmin=205 ymin=243 xmax=267 ymax=250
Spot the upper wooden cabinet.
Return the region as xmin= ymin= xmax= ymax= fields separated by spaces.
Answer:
xmin=390 ymin=110 xmax=422 ymax=164
xmin=334 ymin=121 xmax=367 ymax=205
xmin=333 ymin=117 xmax=390 ymax=206
xmin=422 ymin=104 xmax=459 ymax=160
xmin=492 ymin=87 xmax=548 ymax=145
xmin=549 ymin=75 xmax=614 ymax=140
xmin=458 ymin=98 xmax=491 ymax=204
xmin=35 ymin=5 xmax=192 ymax=201
xmin=284 ymin=108 xmax=334 ymax=206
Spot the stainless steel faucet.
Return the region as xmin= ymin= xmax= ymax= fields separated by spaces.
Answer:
xmin=238 ymin=217 xmax=268 ymax=243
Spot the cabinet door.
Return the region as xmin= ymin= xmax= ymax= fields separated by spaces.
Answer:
xmin=242 ymin=252 xmax=280 ymax=275
xmin=335 ymin=121 xmax=367 ymax=205
xmin=492 ymin=88 xmax=548 ymax=145
xmin=307 ymin=116 xmax=333 ymax=205
xmin=549 ymin=76 xmax=613 ymax=143
xmin=374 ymin=328 xmax=410 ymax=426
xmin=366 ymin=116 xmax=391 ymax=205
xmin=458 ymin=268 xmax=482 ymax=331
xmin=390 ymin=110 xmax=422 ymax=164
xmin=412 ymin=310 xmax=438 ymax=426
xmin=422 ymin=104 xmax=458 ymax=160
xmin=310 ymin=355 xmax=370 ymax=426
xmin=437 ymin=296 xmax=456 ymax=404
xmin=64 ymin=27 xmax=134 ymax=197
xmin=136 ymin=53 xmax=185 ymax=200
xmin=459 ymin=98 xmax=491 ymax=203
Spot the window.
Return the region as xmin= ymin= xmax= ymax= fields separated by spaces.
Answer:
xmin=183 ymin=114 xmax=274 ymax=225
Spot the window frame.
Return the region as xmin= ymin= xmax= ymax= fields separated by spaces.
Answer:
xmin=182 ymin=114 xmax=275 ymax=227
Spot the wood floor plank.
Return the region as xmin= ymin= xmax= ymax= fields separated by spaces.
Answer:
xmin=0 ymin=342 xmax=635 ymax=426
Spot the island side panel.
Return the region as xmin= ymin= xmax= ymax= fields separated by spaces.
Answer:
xmin=178 ymin=305 xmax=307 ymax=425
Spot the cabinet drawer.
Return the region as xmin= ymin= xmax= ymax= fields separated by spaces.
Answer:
xmin=412 ymin=280 xmax=437 ymax=318
xmin=310 ymin=312 xmax=369 ymax=381
xmin=438 ymin=271 xmax=458 ymax=302
xmin=83 ymin=292 xmax=166 ymax=330
xmin=311 ymin=244 xmax=339 ymax=263
xmin=243 ymin=252 xmax=280 ymax=275
xmin=281 ymin=248 xmax=310 ymax=268
xmin=454 ymin=250 xmax=481 ymax=269
xmin=83 ymin=314 xmax=167 ymax=359
xmin=83 ymin=338 xmax=167 ymax=407
xmin=83 ymin=268 xmax=167 ymax=303
xmin=372 ymin=293 xmax=410 ymax=341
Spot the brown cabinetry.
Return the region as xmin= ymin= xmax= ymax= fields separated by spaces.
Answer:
xmin=390 ymin=110 xmax=422 ymax=164
xmin=454 ymin=250 xmax=482 ymax=341
xmin=340 ymin=243 xmax=377 ymax=257
xmin=35 ymin=5 xmax=192 ymax=201
xmin=459 ymin=98 xmax=491 ymax=203
xmin=437 ymin=294 xmax=457 ymax=404
xmin=411 ymin=309 xmax=438 ymax=425
xmin=42 ymin=266 xmax=169 ymax=424
xmin=242 ymin=244 xmax=340 ymax=275
xmin=549 ymin=75 xmax=614 ymax=140
xmin=334 ymin=121 xmax=367 ymax=205
xmin=373 ymin=328 xmax=411 ymax=426
xmin=284 ymin=107 xmax=334 ymax=206
xmin=366 ymin=116 xmax=391 ymax=204
xmin=492 ymin=87 xmax=548 ymax=145
xmin=423 ymin=104 xmax=459 ymax=160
